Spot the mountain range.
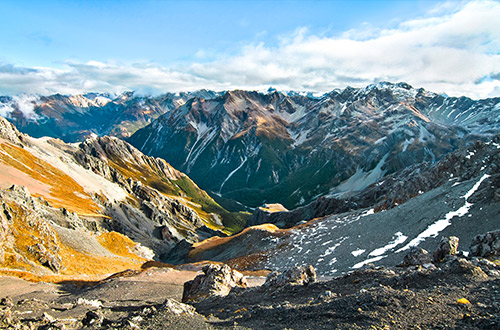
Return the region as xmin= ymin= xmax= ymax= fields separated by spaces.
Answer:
xmin=1 ymin=82 xmax=499 ymax=277
xmin=128 ymin=82 xmax=500 ymax=209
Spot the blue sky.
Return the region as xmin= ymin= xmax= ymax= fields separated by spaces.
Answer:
xmin=1 ymin=0 xmax=499 ymax=98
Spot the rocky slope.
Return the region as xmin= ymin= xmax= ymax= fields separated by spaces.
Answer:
xmin=129 ymin=82 xmax=500 ymax=208
xmin=0 ymin=115 xmax=243 ymax=278
xmin=179 ymin=134 xmax=500 ymax=276
xmin=0 ymin=90 xmax=221 ymax=142
xmin=1 ymin=234 xmax=499 ymax=330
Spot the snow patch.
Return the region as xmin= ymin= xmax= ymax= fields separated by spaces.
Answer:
xmin=219 ymin=157 xmax=247 ymax=193
xmin=352 ymin=256 xmax=385 ymax=269
xmin=368 ymin=232 xmax=407 ymax=257
xmin=360 ymin=209 xmax=375 ymax=217
xmin=402 ymin=138 xmax=415 ymax=152
xmin=397 ymin=174 xmax=490 ymax=252
xmin=351 ymin=249 xmax=366 ymax=257
xmin=465 ymin=150 xmax=475 ymax=159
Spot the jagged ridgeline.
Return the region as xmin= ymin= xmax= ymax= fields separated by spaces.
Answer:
xmin=0 ymin=116 xmax=247 ymax=279
xmin=128 ymin=83 xmax=500 ymax=209
xmin=3 ymin=83 xmax=500 ymax=210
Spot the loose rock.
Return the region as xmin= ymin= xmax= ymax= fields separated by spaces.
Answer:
xmin=434 ymin=236 xmax=459 ymax=263
xmin=182 ymin=264 xmax=248 ymax=303
xmin=264 ymin=265 xmax=317 ymax=288
xmin=403 ymin=247 xmax=432 ymax=266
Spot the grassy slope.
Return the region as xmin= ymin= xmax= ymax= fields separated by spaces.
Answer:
xmin=0 ymin=141 xmax=101 ymax=215
xmin=107 ymin=154 xmax=248 ymax=234
xmin=1 ymin=201 xmax=145 ymax=282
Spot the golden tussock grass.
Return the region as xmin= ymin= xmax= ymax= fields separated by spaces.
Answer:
xmin=188 ymin=223 xmax=280 ymax=259
xmin=0 ymin=142 xmax=101 ymax=215
xmin=1 ymin=201 xmax=145 ymax=283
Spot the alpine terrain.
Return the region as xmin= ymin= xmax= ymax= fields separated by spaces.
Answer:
xmin=0 ymin=83 xmax=499 ymax=330
xmin=0 ymin=115 xmax=245 ymax=280
xmin=128 ymin=82 xmax=500 ymax=208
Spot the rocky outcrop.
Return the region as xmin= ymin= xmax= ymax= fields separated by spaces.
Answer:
xmin=263 ymin=265 xmax=317 ymax=288
xmin=182 ymin=264 xmax=248 ymax=303
xmin=443 ymin=257 xmax=489 ymax=280
xmin=0 ymin=116 xmax=23 ymax=144
xmin=433 ymin=236 xmax=459 ymax=263
xmin=248 ymin=204 xmax=289 ymax=227
xmin=27 ymin=243 xmax=61 ymax=272
xmin=470 ymin=230 xmax=500 ymax=257
xmin=402 ymin=247 xmax=432 ymax=266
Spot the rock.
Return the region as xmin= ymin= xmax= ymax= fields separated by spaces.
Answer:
xmin=0 ymin=297 xmax=13 ymax=308
xmin=403 ymin=247 xmax=432 ymax=266
xmin=433 ymin=236 xmax=459 ymax=263
xmin=182 ymin=264 xmax=248 ymax=303
xmin=160 ymin=299 xmax=196 ymax=316
xmin=444 ymin=257 xmax=488 ymax=280
xmin=82 ymin=310 xmax=104 ymax=327
xmin=470 ymin=230 xmax=500 ymax=258
xmin=263 ymin=265 xmax=317 ymax=288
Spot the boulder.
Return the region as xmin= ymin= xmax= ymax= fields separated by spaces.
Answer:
xmin=160 ymin=299 xmax=196 ymax=316
xmin=182 ymin=264 xmax=248 ymax=303
xmin=263 ymin=265 xmax=317 ymax=288
xmin=403 ymin=247 xmax=432 ymax=266
xmin=82 ymin=310 xmax=104 ymax=327
xmin=470 ymin=230 xmax=500 ymax=258
xmin=444 ymin=257 xmax=488 ymax=280
xmin=433 ymin=236 xmax=459 ymax=263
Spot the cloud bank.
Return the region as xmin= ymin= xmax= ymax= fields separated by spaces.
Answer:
xmin=1 ymin=1 xmax=499 ymax=99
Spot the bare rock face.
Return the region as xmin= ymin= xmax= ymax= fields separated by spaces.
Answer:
xmin=27 ymin=243 xmax=61 ymax=273
xmin=433 ymin=236 xmax=459 ymax=263
xmin=470 ymin=230 xmax=500 ymax=258
xmin=263 ymin=265 xmax=317 ymax=288
xmin=0 ymin=116 xmax=23 ymax=144
xmin=403 ymin=247 xmax=432 ymax=266
xmin=182 ymin=264 xmax=248 ymax=303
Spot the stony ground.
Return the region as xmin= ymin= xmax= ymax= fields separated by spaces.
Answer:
xmin=194 ymin=262 xmax=500 ymax=330
xmin=1 ymin=255 xmax=500 ymax=330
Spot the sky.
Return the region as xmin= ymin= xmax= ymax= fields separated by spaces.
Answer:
xmin=0 ymin=0 xmax=499 ymax=99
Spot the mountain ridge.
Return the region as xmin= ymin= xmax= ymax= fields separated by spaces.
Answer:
xmin=0 ymin=115 xmax=244 ymax=279
xmin=129 ymin=82 xmax=500 ymax=209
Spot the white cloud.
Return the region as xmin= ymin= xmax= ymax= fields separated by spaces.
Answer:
xmin=0 ymin=1 xmax=499 ymax=99
xmin=0 ymin=95 xmax=40 ymax=119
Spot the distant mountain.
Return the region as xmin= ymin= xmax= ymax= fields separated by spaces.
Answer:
xmin=181 ymin=133 xmax=500 ymax=275
xmin=128 ymin=82 xmax=500 ymax=209
xmin=0 ymin=115 xmax=245 ymax=277
xmin=0 ymin=90 xmax=222 ymax=142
